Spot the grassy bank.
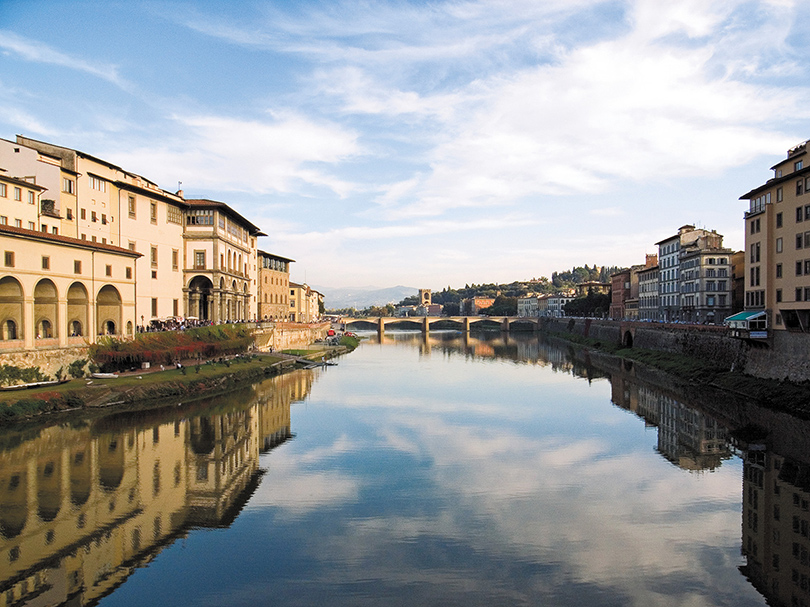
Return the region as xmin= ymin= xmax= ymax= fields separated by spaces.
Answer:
xmin=0 ymin=354 xmax=293 ymax=423
xmin=541 ymin=329 xmax=810 ymax=418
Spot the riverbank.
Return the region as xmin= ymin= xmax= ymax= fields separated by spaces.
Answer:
xmin=539 ymin=326 xmax=810 ymax=419
xmin=0 ymin=337 xmax=358 ymax=423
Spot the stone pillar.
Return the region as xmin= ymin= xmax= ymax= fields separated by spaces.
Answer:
xmin=423 ymin=316 xmax=429 ymax=335
xmin=463 ymin=317 xmax=470 ymax=332
xmin=23 ymin=295 xmax=34 ymax=349
xmin=502 ymin=317 xmax=509 ymax=332
xmin=58 ymin=297 xmax=68 ymax=347
xmin=378 ymin=317 xmax=385 ymax=335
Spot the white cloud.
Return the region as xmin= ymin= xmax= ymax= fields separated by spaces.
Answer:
xmin=0 ymin=30 xmax=127 ymax=87
xmin=109 ymin=112 xmax=362 ymax=197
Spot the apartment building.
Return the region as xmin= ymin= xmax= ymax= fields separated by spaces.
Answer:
xmin=740 ymin=139 xmax=810 ymax=332
xmin=656 ymin=225 xmax=731 ymax=324
xmin=609 ymin=269 xmax=631 ymax=320
xmin=258 ymin=250 xmax=294 ymax=320
xmin=517 ymin=294 xmax=539 ymax=318
xmin=289 ymin=283 xmax=322 ymax=323
xmin=638 ymin=263 xmax=660 ymax=321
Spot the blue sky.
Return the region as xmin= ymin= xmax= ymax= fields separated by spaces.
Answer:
xmin=1 ymin=0 xmax=809 ymax=290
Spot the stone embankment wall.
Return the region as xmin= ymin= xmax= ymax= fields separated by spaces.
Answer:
xmin=0 ymin=323 xmax=329 ymax=379
xmin=539 ymin=317 xmax=810 ymax=382
xmin=252 ymin=322 xmax=330 ymax=352
xmin=0 ymin=346 xmax=91 ymax=378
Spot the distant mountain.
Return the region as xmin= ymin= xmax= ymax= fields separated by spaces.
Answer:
xmin=315 ymin=285 xmax=417 ymax=310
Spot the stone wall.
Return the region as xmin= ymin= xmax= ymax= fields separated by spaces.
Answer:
xmin=0 ymin=323 xmax=330 ymax=379
xmin=252 ymin=323 xmax=330 ymax=352
xmin=538 ymin=317 xmax=810 ymax=381
xmin=0 ymin=346 xmax=91 ymax=378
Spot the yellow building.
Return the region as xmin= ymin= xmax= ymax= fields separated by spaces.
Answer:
xmin=740 ymin=139 xmax=810 ymax=333
xmin=258 ymin=250 xmax=294 ymax=321
xmin=0 ymin=136 xmax=274 ymax=341
xmin=0 ymin=224 xmax=139 ymax=345
xmin=289 ymin=282 xmax=322 ymax=323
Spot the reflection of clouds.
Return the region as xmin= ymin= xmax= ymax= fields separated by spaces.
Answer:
xmin=247 ymin=442 xmax=361 ymax=516
xmin=272 ymin=406 xmax=753 ymax=605
xmin=240 ymin=338 xmax=760 ymax=605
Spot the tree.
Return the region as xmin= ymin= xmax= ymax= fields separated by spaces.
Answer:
xmin=479 ymin=295 xmax=517 ymax=316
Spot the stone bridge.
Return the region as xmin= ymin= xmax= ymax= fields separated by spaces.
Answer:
xmin=341 ymin=316 xmax=540 ymax=334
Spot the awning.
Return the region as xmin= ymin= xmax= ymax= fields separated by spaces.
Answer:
xmin=725 ymin=310 xmax=766 ymax=323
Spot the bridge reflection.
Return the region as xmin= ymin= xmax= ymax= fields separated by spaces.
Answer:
xmin=0 ymin=369 xmax=316 ymax=607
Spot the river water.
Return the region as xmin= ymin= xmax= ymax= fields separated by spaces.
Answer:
xmin=1 ymin=331 xmax=805 ymax=606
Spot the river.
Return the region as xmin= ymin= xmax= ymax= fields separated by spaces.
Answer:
xmin=0 ymin=331 xmax=804 ymax=606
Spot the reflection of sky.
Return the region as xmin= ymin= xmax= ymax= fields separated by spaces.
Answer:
xmin=100 ymin=334 xmax=765 ymax=607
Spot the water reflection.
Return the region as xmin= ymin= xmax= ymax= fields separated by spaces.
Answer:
xmin=0 ymin=369 xmax=314 ymax=607
xmin=1 ymin=332 xmax=808 ymax=606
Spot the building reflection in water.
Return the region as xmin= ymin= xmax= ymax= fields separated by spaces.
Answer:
xmin=740 ymin=439 xmax=810 ymax=607
xmin=0 ymin=368 xmax=314 ymax=607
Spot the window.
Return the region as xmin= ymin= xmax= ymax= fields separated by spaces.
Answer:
xmin=66 ymin=208 xmax=73 ymax=220
xmin=797 ymin=160 xmax=804 ymax=171
xmin=150 ymin=202 xmax=157 ymax=223
xmin=172 ymin=249 xmax=179 ymax=270
xmin=751 ymin=218 xmax=761 ymax=233
xmin=89 ymin=175 xmax=106 ymax=192
xmin=778 ymin=212 xmax=783 ymax=228
xmin=0 ymin=216 xmax=6 ymax=225
xmin=151 ymin=298 xmax=158 ymax=317
xmin=751 ymin=242 xmax=760 ymax=263
xmin=0 ymin=184 xmax=5 ymax=197
xmin=777 ymin=263 xmax=783 ymax=278
xmin=128 ymin=195 xmax=136 ymax=217
xmin=173 ymin=299 xmax=179 ymax=317
xmin=187 ymin=210 xmax=214 ymax=225
xmin=62 ymin=178 xmax=75 ymax=194
xmin=14 ymin=219 xmax=21 ymax=228
xmin=777 ymin=237 xmax=784 ymax=253
xmin=4 ymin=251 xmax=13 ymax=267
xmin=150 ymin=246 xmax=158 ymax=267
xmin=101 ymin=213 xmax=107 ymax=225
xmin=167 ymin=205 xmax=182 ymax=224
xmin=798 ymin=234 xmax=803 ymax=250
xmin=80 ymin=208 xmax=86 ymax=220
xmin=126 ymin=267 xmax=132 ymax=279
xmin=778 ymin=186 xmax=783 ymax=202
xmin=74 ymin=260 xmax=81 ymax=274
xmin=797 ymin=261 xmax=803 ymax=276
xmin=42 ymin=256 xmax=49 ymax=270
xmin=777 ymin=289 xmax=783 ymax=303
xmin=797 ymin=288 xmax=803 ymax=302
xmin=13 ymin=187 xmax=21 ymax=201
xmin=91 ymin=211 xmax=97 ymax=222
xmin=128 ymin=241 xmax=136 ymax=252
xmin=27 ymin=191 xmax=34 ymax=204
xmin=105 ymin=265 xmax=112 ymax=277
xmin=194 ymin=250 xmax=206 ymax=269
xmin=800 ymin=180 xmax=806 ymax=196
xmin=53 ymin=227 xmax=58 ymax=235
xmin=805 ymin=259 xmax=810 ymax=275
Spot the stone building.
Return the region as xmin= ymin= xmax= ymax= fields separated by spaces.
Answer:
xmin=258 ymin=251 xmax=294 ymax=320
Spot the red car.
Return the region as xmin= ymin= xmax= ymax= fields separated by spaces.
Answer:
xmin=327 ymin=329 xmax=336 ymax=336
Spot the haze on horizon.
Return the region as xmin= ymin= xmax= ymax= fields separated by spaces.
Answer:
xmin=1 ymin=0 xmax=809 ymax=290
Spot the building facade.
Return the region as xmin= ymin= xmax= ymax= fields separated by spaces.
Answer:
xmin=740 ymin=139 xmax=810 ymax=332
xmin=0 ymin=136 xmax=273 ymax=334
xmin=258 ymin=251 xmax=294 ymax=321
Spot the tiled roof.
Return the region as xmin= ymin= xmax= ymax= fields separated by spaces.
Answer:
xmin=0 ymin=224 xmax=141 ymax=257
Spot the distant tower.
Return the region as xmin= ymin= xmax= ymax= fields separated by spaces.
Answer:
xmin=419 ymin=289 xmax=432 ymax=306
